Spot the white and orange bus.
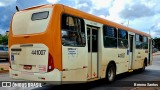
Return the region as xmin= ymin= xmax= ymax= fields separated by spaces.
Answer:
xmin=8 ymin=4 xmax=153 ymax=83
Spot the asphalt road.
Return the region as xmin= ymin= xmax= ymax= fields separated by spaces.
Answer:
xmin=0 ymin=55 xmax=160 ymax=90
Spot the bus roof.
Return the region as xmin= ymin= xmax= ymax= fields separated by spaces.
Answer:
xmin=19 ymin=4 xmax=151 ymax=37
xmin=19 ymin=4 xmax=53 ymax=11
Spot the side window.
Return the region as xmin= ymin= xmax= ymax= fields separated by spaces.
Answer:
xmin=103 ymin=25 xmax=117 ymax=48
xmin=118 ymin=29 xmax=128 ymax=48
xmin=61 ymin=14 xmax=85 ymax=47
xmin=142 ymin=36 xmax=148 ymax=49
xmin=135 ymin=34 xmax=143 ymax=49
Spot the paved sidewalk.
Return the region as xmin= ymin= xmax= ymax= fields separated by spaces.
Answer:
xmin=153 ymin=51 xmax=160 ymax=56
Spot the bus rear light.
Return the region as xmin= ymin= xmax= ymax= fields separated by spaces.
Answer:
xmin=47 ymin=53 xmax=54 ymax=72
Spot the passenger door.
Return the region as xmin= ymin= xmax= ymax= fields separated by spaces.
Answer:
xmin=129 ymin=35 xmax=134 ymax=69
xmin=87 ymin=26 xmax=99 ymax=79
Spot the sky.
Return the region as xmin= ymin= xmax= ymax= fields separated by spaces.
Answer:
xmin=0 ymin=0 xmax=160 ymax=38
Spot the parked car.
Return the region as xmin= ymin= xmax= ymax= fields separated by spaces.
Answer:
xmin=0 ymin=45 xmax=8 ymax=61
xmin=153 ymin=48 xmax=158 ymax=53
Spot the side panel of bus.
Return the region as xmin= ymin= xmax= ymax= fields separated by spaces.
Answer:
xmin=102 ymin=26 xmax=129 ymax=75
xmin=61 ymin=14 xmax=104 ymax=82
xmin=132 ymin=34 xmax=149 ymax=69
xmin=60 ymin=13 xmax=88 ymax=82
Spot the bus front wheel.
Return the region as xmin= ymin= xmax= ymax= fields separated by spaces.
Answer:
xmin=106 ymin=64 xmax=116 ymax=83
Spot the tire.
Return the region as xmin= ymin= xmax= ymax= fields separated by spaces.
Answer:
xmin=106 ymin=64 xmax=116 ymax=83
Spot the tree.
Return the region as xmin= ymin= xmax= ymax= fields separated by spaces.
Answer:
xmin=0 ymin=35 xmax=2 ymax=44
xmin=0 ymin=35 xmax=8 ymax=45
xmin=153 ymin=37 xmax=160 ymax=50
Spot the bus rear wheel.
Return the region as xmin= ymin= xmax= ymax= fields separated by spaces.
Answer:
xmin=106 ymin=64 xmax=116 ymax=83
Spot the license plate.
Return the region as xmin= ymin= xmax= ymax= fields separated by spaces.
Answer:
xmin=23 ymin=65 xmax=32 ymax=70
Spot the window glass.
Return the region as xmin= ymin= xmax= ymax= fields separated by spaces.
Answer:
xmin=136 ymin=41 xmax=142 ymax=49
xmin=103 ymin=25 xmax=117 ymax=48
xmin=118 ymin=29 xmax=128 ymax=39
xmin=104 ymin=26 xmax=117 ymax=37
xmin=139 ymin=35 xmax=143 ymax=42
xmin=136 ymin=34 xmax=143 ymax=49
xmin=61 ymin=14 xmax=85 ymax=47
xmin=31 ymin=11 xmax=49 ymax=21
xmin=104 ymin=37 xmax=117 ymax=47
xmin=136 ymin=34 xmax=140 ymax=41
xmin=118 ymin=29 xmax=128 ymax=48
xmin=142 ymin=36 xmax=148 ymax=49
xmin=143 ymin=36 xmax=148 ymax=42
xmin=118 ymin=39 xmax=128 ymax=48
